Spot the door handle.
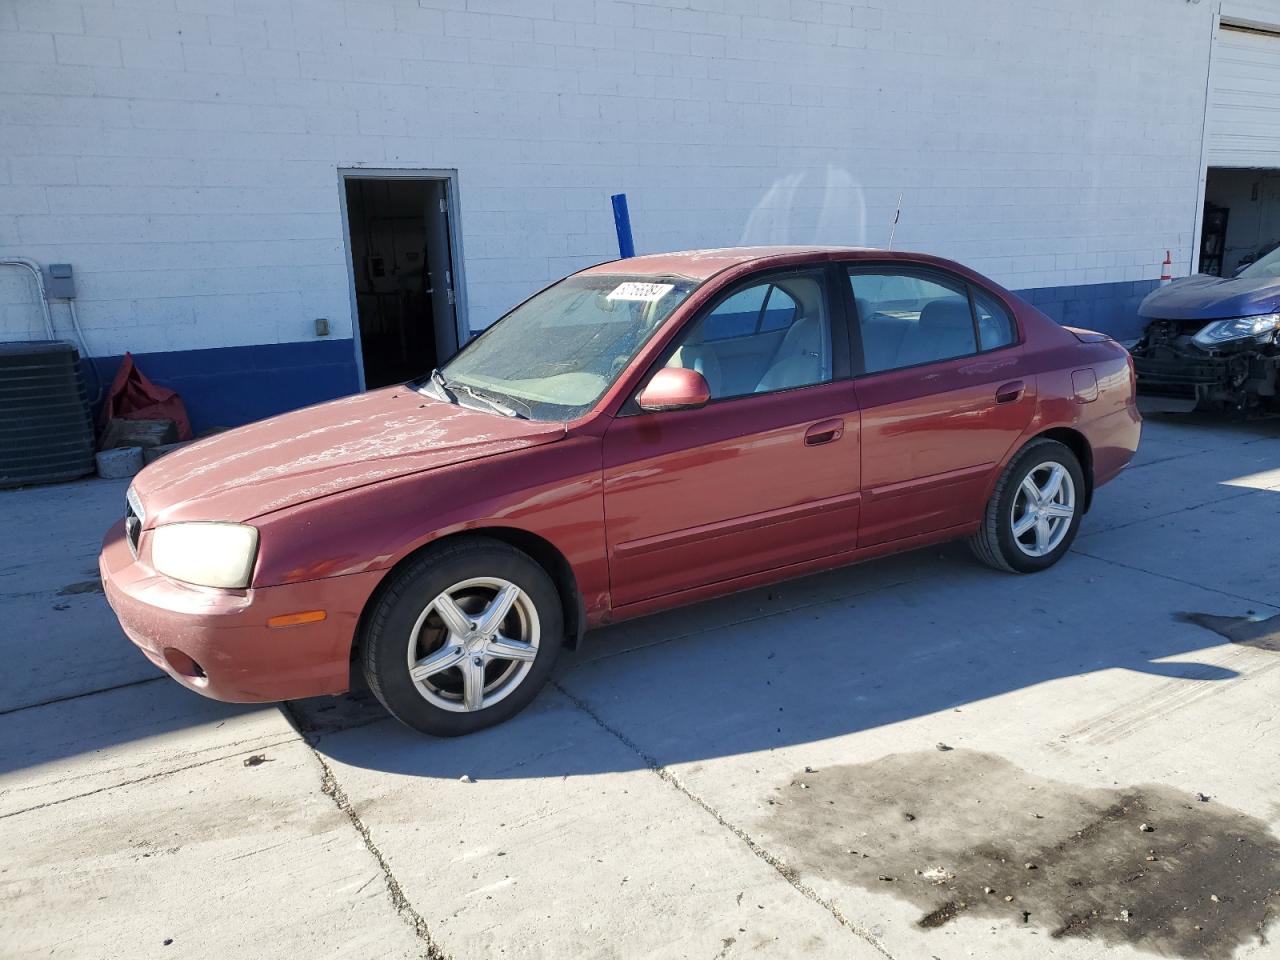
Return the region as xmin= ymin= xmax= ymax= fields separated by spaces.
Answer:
xmin=804 ymin=418 xmax=844 ymax=446
xmin=995 ymin=380 xmax=1025 ymax=404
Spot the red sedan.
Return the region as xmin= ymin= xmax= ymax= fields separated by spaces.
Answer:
xmin=100 ymin=247 xmax=1140 ymax=735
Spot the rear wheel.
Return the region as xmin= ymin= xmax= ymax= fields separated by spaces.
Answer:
xmin=360 ymin=538 xmax=562 ymax=736
xmin=969 ymin=438 xmax=1084 ymax=573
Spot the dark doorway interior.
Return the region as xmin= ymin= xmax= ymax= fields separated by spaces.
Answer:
xmin=1201 ymin=167 xmax=1280 ymax=277
xmin=345 ymin=177 xmax=459 ymax=389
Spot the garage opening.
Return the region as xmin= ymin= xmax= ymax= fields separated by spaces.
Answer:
xmin=1200 ymin=21 xmax=1280 ymax=276
xmin=343 ymin=175 xmax=462 ymax=389
xmin=1201 ymin=168 xmax=1280 ymax=277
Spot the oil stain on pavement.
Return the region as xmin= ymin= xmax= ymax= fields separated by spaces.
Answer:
xmin=56 ymin=579 xmax=103 ymax=596
xmin=761 ymin=751 xmax=1279 ymax=958
xmin=1177 ymin=611 xmax=1280 ymax=652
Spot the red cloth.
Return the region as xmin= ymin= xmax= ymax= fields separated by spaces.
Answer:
xmin=98 ymin=353 xmax=192 ymax=443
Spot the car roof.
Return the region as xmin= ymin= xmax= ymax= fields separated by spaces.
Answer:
xmin=576 ymin=245 xmax=886 ymax=282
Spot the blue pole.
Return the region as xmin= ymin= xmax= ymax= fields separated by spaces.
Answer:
xmin=611 ymin=193 xmax=635 ymax=259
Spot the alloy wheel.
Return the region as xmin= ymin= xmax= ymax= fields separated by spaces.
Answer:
xmin=1010 ymin=461 xmax=1076 ymax=558
xmin=405 ymin=576 xmax=540 ymax=713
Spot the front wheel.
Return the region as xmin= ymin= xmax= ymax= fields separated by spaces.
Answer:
xmin=968 ymin=438 xmax=1085 ymax=573
xmin=360 ymin=538 xmax=562 ymax=736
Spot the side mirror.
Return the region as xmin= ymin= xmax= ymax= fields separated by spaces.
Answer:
xmin=637 ymin=367 xmax=711 ymax=412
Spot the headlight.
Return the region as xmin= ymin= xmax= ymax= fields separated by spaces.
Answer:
xmin=151 ymin=522 xmax=259 ymax=589
xmin=1192 ymin=313 xmax=1280 ymax=347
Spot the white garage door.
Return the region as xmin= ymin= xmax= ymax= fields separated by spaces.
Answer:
xmin=1208 ymin=23 xmax=1280 ymax=167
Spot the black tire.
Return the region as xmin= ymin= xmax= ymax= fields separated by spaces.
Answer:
xmin=360 ymin=537 xmax=562 ymax=736
xmin=968 ymin=438 xmax=1085 ymax=574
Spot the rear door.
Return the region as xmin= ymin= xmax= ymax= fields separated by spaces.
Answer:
xmin=601 ymin=267 xmax=861 ymax=607
xmin=845 ymin=264 xmax=1036 ymax=546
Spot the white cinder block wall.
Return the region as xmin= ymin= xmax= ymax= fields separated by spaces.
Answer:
xmin=0 ymin=0 xmax=1219 ymax=425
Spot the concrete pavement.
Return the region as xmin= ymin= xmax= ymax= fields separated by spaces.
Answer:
xmin=2 ymin=414 xmax=1278 ymax=959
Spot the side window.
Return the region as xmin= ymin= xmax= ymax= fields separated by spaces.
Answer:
xmin=972 ymin=289 xmax=1016 ymax=351
xmin=700 ymin=286 xmax=766 ymax=342
xmin=759 ymin=286 xmax=798 ymax=331
xmin=665 ymin=275 xmax=832 ymax=399
xmin=700 ymin=284 xmax=799 ymax=340
xmin=849 ymin=270 xmax=977 ymax=373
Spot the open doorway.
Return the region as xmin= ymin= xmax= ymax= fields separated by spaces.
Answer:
xmin=1200 ymin=168 xmax=1280 ymax=277
xmin=342 ymin=173 xmax=464 ymax=389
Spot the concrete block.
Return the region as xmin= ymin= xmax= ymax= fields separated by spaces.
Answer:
xmin=8 ymin=155 xmax=77 ymax=186
xmin=101 ymin=418 xmax=180 ymax=451
xmin=53 ymin=33 xmax=121 ymax=67
xmin=14 ymin=0 xmax=84 ymax=35
xmin=95 ymin=446 xmax=144 ymax=480
xmin=181 ymin=42 xmax=245 ymax=74
xmin=143 ymin=440 xmax=193 ymax=464
xmin=119 ymin=37 xmax=185 ymax=70
xmin=81 ymin=5 xmax=152 ymax=39
xmin=0 ymin=32 xmax=56 ymax=64
xmin=0 ymin=185 xmax=48 ymax=215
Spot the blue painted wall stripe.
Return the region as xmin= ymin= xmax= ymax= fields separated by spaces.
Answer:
xmin=87 ymin=339 xmax=360 ymax=434
xmin=1013 ymin=278 xmax=1158 ymax=342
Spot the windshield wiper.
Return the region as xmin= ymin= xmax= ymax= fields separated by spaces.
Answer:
xmin=453 ymin=382 xmax=527 ymax=419
xmin=426 ymin=367 xmax=458 ymax=404
xmin=421 ymin=367 xmax=528 ymax=419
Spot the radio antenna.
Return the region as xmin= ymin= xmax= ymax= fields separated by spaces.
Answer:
xmin=888 ymin=192 xmax=902 ymax=250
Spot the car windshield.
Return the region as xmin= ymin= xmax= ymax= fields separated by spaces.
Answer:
xmin=1239 ymin=246 xmax=1280 ymax=279
xmin=428 ymin=274 xmax=698 ymax=420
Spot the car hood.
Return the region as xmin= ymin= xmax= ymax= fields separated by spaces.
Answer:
xmin=1138 ymin=273 xmax=1280 ymax=322
xmin=131 ymin=387 xmax=566 ymax=526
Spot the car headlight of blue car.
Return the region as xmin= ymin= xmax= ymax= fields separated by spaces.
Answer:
xmin=1192 ymin=313 xmax=1280 ymax=348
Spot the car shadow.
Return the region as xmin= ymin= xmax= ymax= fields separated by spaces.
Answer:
xmin=297 ymin=541 xmax=1248 ymax=782
xmin=1139 ymin=408 xmax=1280 ymax=441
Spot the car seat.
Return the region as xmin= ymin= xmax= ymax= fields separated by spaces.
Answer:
xmin=895 ymin=297 xmax=975 ymax=368
xmin=755 ymin=314 xmax=827 ymax=393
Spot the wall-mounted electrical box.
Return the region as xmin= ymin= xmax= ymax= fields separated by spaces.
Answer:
xmin=46 ymin=264 xmax=75 ymax=299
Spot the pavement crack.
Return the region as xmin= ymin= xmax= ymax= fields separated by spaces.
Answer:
xmin=1073 ymin=549 xmax=1276 ymax=608
xmin=550 ymin=678 xmax=897 ymax=960
xmin=0 ymin=735 xmax=300 ymax=820
xmin=4 ymin=732 xmax=292 ymax=796
xmin=226 ymin=837 xmax=297 ymax=863
xmin=1079 ymin=486 xmax=1264 ymax=539
xmin=283 ymin=704 xmax=451 ymax=960
xmin=0 ymin=676 xmax=165 ymax=717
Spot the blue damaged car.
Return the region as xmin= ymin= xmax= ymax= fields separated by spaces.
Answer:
xmin=1131 ymin=246 xmax=1280 ymax=414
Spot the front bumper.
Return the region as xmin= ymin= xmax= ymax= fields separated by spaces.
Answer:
xmin=100 ymin=520 xmax=383 ymax=703
xmin=1131 ymin=351 xmax=1237 ymax=398
xmin=1131 ymin=342 xmax=1279 ymax=409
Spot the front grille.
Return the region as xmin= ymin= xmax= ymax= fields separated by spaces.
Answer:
xmin=1136 ymin=380 xmax=1197 ymax=399
xmin=1133 ymin=354 xmax=1229 ymax=386
xmin=124 ymin=487 xmax=144 ymax=557
xmin=1144 ymin=319 xmax=1203 ymax=345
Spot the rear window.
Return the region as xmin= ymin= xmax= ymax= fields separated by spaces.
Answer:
xmin=972 ymin=289 xmax=1016 ymax=350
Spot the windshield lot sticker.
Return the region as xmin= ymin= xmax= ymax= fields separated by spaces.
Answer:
xmin=607 ymin=282 xmax=675 ymax=302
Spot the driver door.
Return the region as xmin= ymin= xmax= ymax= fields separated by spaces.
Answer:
xmin=600 ymin=268 xmax=861 ymax=609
